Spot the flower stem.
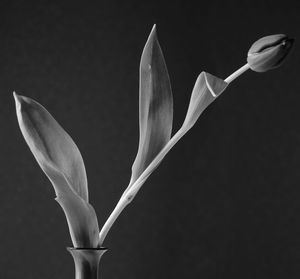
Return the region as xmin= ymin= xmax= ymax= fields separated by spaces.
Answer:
xmin=99 ymin=128 xmax=185 ymax=246
xmin=98 ymin=197 xmax=128 ymax=246
xmin=224 ymin=63 xmax=250 ymax=84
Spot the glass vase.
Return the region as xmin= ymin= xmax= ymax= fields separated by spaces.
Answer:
xmin=67 ymin=247 xmax=107 ymax=279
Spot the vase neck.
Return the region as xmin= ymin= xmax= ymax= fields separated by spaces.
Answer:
xmin=68 ymin=248 xmax=107 ymax=279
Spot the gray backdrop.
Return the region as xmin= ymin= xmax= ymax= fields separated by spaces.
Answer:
xmin=0 ymin=0 xmax=299 ymax=278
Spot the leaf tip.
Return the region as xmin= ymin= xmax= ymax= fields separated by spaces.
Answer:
xmin=141 ymin=24 xmax=160 ymax=68
xmin=148 ymin=24 xmax=158 ymax=44
xmin=14 ymin=92 xmax=26 ymax=116
xmin=152 ymin=23 xmax=157 ymax=33
xmin=13 ymin=91 xmax=20 ymax=107
xmin=13 ymin=92 xmax=29 ymax=111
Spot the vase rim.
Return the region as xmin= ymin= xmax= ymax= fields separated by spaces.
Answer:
xmin=67 ymin=247 xmax=108 ymax=251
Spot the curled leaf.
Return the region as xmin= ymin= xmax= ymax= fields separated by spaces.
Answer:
xmin=182 ymin=72 xmax=228 ymax=130
xmin=130 ymin=25 xmax=173 ymax=185
xmin=14 ymin=93 xmax=99 ymax=247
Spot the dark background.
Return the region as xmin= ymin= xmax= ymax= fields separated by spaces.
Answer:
xmin=0 ymin=0 xmax=299 ymax=278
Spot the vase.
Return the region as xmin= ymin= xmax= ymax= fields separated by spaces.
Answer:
xmin=67 ymin=247 xmax=108 ymax=279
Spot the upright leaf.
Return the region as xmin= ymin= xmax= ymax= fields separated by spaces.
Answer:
xmin=14 ymin=93 xmax=88 ymax=201
xmin=130 ymin=25 xmax=173 ymax=185
xmin=14 ymin=93 xmax=100 ymax=247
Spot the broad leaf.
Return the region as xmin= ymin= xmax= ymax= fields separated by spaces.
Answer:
xmin=130 ymin=25 xmax=173 ymax=186
xmin=14 ymin=93 xmax=100 ymax=247
xmin=14 ymin=93 xmax=88 ymax=201
xmin=56 ymin=193 xmax=100 ymax=248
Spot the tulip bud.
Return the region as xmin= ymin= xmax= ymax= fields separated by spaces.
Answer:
xmin=247 ymin=34 xmax=294 ymax=72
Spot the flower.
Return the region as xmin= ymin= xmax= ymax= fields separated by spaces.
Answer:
xmin=247 ymin=34 xmax=294 ymax=72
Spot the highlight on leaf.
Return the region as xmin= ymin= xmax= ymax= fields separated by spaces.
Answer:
xmin=129 ymin=24 xmax=173 ymax=187
xmin=14 ymin=93 xmax=100 ymax=248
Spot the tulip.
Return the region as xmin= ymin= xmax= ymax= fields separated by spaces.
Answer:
xmin=224 ymin=34 xmax=294 ymax=84
xmin=247 ymin=34 xmax=294 ymax=72
xmin=14 ymin=26 xmax=293 ymax=251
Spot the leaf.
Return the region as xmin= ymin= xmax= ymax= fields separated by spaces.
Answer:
xmin=182 ymin=72 xmax=228 ymax=130
xmin=129 ymin=25 xmax=173 ymax=186
xmin=125 ymin=72 xmax=228 ymax=198
xmin=14 ymin=93 xmax=100 ymax=247
xmin=56 ymin=194 xmax=100 ymax=248
xmin=14 ymin=93 xmax=88 ymax=201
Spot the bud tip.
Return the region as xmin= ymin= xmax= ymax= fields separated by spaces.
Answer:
xmin=247 ymin=34 xmax=294 ymax=72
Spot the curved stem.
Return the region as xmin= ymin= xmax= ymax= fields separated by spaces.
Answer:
xmin=99 ymin=128 xmax=185 ymax=246
xmin=98 ymin=197 xmax=128 ymax=246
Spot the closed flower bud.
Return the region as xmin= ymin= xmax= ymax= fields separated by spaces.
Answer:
xmin=247 ymin=34 xmax=294 ymax=72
